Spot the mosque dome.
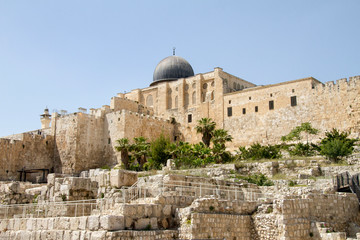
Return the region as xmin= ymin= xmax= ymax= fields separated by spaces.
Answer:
xmin=151 ymin=55 xmax=194 ymax=86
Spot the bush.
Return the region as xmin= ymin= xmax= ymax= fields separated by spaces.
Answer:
xmin=147 ymin=134 xmax=171 ymax=170
xmin=238 ymin=173 xmax=274 ymax=186
xmin=320 ymin=129 xmax=357 ymax=162
xmin=237 ymin=143 xmax=282 ymax=160
xmin=287 ymin=143 xmax=319 ymax=157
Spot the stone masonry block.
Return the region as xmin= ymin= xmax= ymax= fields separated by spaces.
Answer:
xmin=100 ymin=215 xmax=125 ymax=231
xmin=87 ymin=216 xmax=100 ymax=231
xmin=135 ymin=218 xmax=150 ymax=230
xmin=110 ymin=169 xmax=138 ymax=188
xmin=90 ymin=231 xmax=106 ymax=240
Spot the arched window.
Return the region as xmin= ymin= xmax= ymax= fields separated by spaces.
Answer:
xmin=146 ymin=95 xmax=153 ymax=107
xmin=175 ymin=96 xmax=178 ymax=108
xmin=184 ymin=93 xmax=189 ymax=106
xmin=192 ymin=91 xmax=196 ymax=105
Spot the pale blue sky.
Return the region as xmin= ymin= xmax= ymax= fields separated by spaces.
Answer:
xmin=0 ymin=1 xmax=359 ymax=136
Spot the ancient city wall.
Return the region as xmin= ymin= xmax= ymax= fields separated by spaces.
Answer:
xmin=54 ymin=113 xmax=106 ymax=174
xmin=0 ymin=133 xmax=54 ymax=181
xmin=223 ymin=76 xmax=360 ymax=148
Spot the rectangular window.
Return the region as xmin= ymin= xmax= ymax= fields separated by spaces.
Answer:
xmin=255 ymin=106 xmax=258 ymax=112
xmin=269 ymin=100 xmax=274 ymax=110
xmin=227 ymin=107 xmax=232 ymax=117
xmin=188 ymin=114 xmax=192 ymax=123
xmin=291 ymin=96 xmax=297 ymax=106
xmin=242 ymin=108 xmax=246 ymax=114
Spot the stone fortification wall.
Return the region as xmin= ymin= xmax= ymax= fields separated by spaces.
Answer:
xmin=224 ymin=75 xmax=360 ymax=148
xmin=0 ymin=133 xmax=54 ymax=181
xmin=54 ymin=112 xmax=106 ymax=174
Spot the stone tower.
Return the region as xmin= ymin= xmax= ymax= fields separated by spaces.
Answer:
xmin=40 ymin=108 xmax=51 ymax=129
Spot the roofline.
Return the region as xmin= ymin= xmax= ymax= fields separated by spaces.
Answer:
xmin=224 ymin=77 xmax=321 ymax=96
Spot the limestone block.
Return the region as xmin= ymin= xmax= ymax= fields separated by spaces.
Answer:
xmin=100 ymin=215 xmax=124 ymax=231
xmin=150 ymin=217 xmax=158 ymax=229
xmin=135 ymin=218 xmax=150 ymax=230
xmin=70 ymin=217 xmax=80 ymax=230
xmin=87 ymin=216 xmax=100 ymax=231
xmin=163 ymin=205 xmax=172 ymax=216
xmin=25 ymin=186 xmax=43 ymax=195
xmin=14 ymin=218 xmax=21 ymax=230
xmin=58 ymin=217 xmax=70 ymax=230
xmin=125 ymin=217 xmax=133 ymax=229
xmin=71 ymin=230 xmax=81 ymax=240
xmin=56 ymin=230 xmax=64 ymax=240
xmin=64 ymin=230 xmax=72 ymax=240
xmin=48 ymin=218 xmax=54 ymax=230
xmin=110 ymin=169 xmax=137 ymax=188
xmin=78 ymin=216 xmax=88 ymax=230
xmin=90 ymin=231 xmax=106 ymax=240
xmin=0 ymin=219 xmax=8 ymax=231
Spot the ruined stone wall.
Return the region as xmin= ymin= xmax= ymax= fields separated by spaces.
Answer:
xmin=224 ymin=76 xmax=360 ymax=148
xmin=0 ymin=133 xmax=54 ymax=181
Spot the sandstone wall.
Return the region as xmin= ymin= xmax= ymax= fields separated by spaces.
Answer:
xmin=0 ymin=133 xmax=54 ymax=181
xmin=224 ymin=76 xmax=360 ymax=148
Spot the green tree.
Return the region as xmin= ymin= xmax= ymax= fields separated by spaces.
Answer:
xmin=211 ymin=129 xmax=233 ymax=163
xmin=147 ymin=134 xmax=171 ymax=170
xmin=281 ymin=122 xmax=319 ymax=156
xmin=195 ymin=118 xmax=216 ymax=147
xmin=320 ymin=129 xmax=357 ymax=162
xmin=131 ymin=137 xmax=150 ymax=170
xmin=114 ymin=138 xmax=131 ymax=169
xmin=212 ymin=129 xmax=233 ymax=149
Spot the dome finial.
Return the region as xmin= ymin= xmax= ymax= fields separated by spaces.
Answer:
xmin=173 ymin=47 xmax=176 ymax=56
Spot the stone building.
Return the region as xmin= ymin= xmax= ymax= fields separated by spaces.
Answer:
xmin=1 ymin=54 xmax=359 ymax=180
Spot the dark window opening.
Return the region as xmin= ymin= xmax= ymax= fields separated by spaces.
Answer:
xmin=174 ymin=136 xmax=178 ymax=141
xmin=46 ymin=141 xmax=48 ymax=146
xmin=292 ymin=89 xmax=295 ymax=93
xmin=188 ymin=114 xmax=192 ymax=123
xmin=291 ymin=96 xmax=297 ymax=106
xmin=249 ymin=96 xmax=251 ymax=100
xmin=242 ymin=108 xmax=246 ymax=114
xmin=108 ymin=138 xmax=111 ymax=144
xmin=22 ymin=144 xmax=25 ymax=149
xmin=229 ymin=100 xmax=231 ymax=104
xmin=255 ymin=106 xmax=258 ymax=112
xmin=269 ymin=100 xmax=274 ymax=110
xmin=227 ymin=107 xmax=232 ymax=117
xmin=270 ymin=93 xmax=273 ymax=97
xmin=118 ymin=118 xmax=120 ymax=121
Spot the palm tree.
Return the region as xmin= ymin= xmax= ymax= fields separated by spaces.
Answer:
xmin=132 ymin=137 xmax=150 ymax=170
xmin=211 ymin=129 xmax=233 ymax=163
xmin=212 ymin=129 xmax=233 ymax=149
xmin=114 ymin=138 xmax=131 ymax=169
xmin=195 ymin=118 xmax=216 ymax=147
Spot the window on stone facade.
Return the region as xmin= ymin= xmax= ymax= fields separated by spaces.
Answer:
xmin=108 ymin=138 xmax=111 ymax=144
xmin=227 ymin=107 xmax=232 ymax=117
xmin=229 ymin=100 xmax=231 ymax=104
xmin=270 ymin=93 xmax=273 ymax=97
xmin=291 ymin=96 xmax=297 ymax=106
xmin=269 ymin=100 xmax=274 ymax=110
xmin=255 ymin=106 xmax=258 ymax=112
xmin=188 ymin=114 xmax=192 ymax=123
xmin=175 ymin=96 xmax=178 ymax=108
xmin=292 ymin=89 xmax=295 ymax=93
xmin=249 ymin=96 xmax=251 ymax=100
xmin=192 ymin=91 xmax=196 ymax=105
xmin=242 ymin=108 xmax=246 ymax=114
xmin=146 ymin=95 xmax=153 ymax=107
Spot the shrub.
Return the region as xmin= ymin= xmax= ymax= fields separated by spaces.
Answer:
xmin=287 ymin=143 xmax=319 ymax=156
xmin=237 ymin=143 xmax=282 ymax=160
xmin=238 ymin=173 xmax=274 ymax=186
xmin=320 ymin=129 xmax=357 ymax=162
xmin=147 ymin=134 xmax=171 ymax=170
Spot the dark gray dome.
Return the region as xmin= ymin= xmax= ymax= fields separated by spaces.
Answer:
xmin=151 ymin=56 xmax=194 ymax=86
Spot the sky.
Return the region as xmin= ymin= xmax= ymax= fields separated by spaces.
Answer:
xmin=0 ymin=0 xmax=359 ymax=137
